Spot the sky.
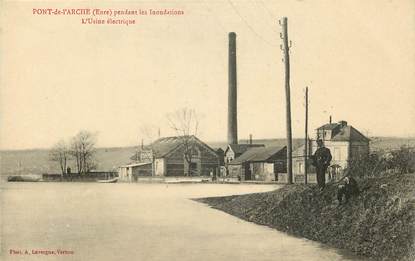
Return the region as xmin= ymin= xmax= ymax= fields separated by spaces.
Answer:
xmin=1 ymin=0 xmax=414 ymax=150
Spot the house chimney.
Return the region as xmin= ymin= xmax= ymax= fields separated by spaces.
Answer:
xmin=228 ymin=32 xmax=238 ymax=144
xmin=329 ymin=115 xmax=332 ymax=124
xmin=249 ymin=134 xmax=252 ymax=145
xmin=339 ymin=120 xmax=347 ymax=127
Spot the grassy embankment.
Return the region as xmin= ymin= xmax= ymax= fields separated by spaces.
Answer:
xmin=197 ymin=174 xmax=415 ymax=261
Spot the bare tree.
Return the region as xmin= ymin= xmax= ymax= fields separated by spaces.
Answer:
xmin=49 ymin=139 xmax=70 ymax=175
xmin=167 ymin=108 xmax=200 ymax=176
xmin=70 ymin=130 xmax=97 ymax=174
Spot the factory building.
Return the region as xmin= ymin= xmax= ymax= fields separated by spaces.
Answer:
xmin=120 ymin=136 xmax=219 ymax=181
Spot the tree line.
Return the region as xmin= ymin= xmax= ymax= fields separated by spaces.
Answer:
xmin=49 ymin=130 xmax=97 ymax=175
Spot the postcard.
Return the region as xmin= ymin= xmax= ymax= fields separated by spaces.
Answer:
xmin=1 ymin=1 xmax=414 ymax=260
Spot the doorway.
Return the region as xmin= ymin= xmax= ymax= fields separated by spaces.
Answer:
xmin=244 ymin=163 xmax=252 ymax=180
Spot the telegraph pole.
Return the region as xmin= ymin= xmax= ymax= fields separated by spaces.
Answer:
xmin=280 ymin=17 xmax=293 ymax=184
xmin=304 ymin=87 xmax=309 ymax=184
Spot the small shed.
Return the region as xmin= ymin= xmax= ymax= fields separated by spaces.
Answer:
xmin=228 ymin=146 xmax=286 ymax=182
xmin=118 ymin=162 xmax=152 ymax=182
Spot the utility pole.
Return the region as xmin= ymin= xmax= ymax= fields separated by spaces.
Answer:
xmin=304 ymin=87 xmax=309 ymax=184
xmin=280 ymin=17 xmax=293 ymax=184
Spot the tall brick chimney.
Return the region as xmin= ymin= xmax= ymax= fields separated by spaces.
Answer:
xmin=228 ymin=32 xmax=238 ymax=144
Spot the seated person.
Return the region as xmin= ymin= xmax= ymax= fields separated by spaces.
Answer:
xmin=337 ymin=176 xmax=359 ymax=204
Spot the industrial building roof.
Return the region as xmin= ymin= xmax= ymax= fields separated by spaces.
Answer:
xmin=228 ymin=146 xmax=286 ymax=165
xmin=227 ymin=143 xmax=265 ymax=155
xmin=120 ymin=162 xmax=152 ymax=168
xmin=149 ymin=136 xmax=184 ymax=157
xmin=148 ymin=135 xmax=218 ymax=158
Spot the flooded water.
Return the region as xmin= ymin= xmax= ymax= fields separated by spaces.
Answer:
xmin=1 ymin=182 xmax=367 ymax=261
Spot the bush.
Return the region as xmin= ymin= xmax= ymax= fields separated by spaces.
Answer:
xmin=386 ymin=146 xmax=415 ymax=174
xmin=347 ymin=146 xmax=415 ymax=179
xmin=347 ymin=152 xmax=386 ymax=179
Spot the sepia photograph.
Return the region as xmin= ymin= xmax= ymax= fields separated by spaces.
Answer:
xmin=1 ymin=0 xmax=414 ymax=260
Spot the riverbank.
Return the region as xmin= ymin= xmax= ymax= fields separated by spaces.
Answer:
xmin=197 ymin=173 xmax=415 ymax=261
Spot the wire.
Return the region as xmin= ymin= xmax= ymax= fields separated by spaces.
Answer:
xmin=253 ymin=0 xmax=279 ymax=34
xmin=257 ymin=0 xmax=276 ymax=21
xmin=226 ymin=0 xmax=278 ymax=47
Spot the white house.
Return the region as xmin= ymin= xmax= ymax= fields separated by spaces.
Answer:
xmin=293 ymin=120 xmax=370 ymax=183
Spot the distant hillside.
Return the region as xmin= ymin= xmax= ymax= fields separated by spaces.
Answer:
xmin=0 ymin=147 xmax=137 ymax=176
xmin=1 ymin=137 xmax=414 ymax=177
xmin=368 ymin=136 xmax=415 ymax=151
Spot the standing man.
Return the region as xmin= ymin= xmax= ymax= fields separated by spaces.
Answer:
xmin=312 ymin=139 xmax=332 ymax=191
